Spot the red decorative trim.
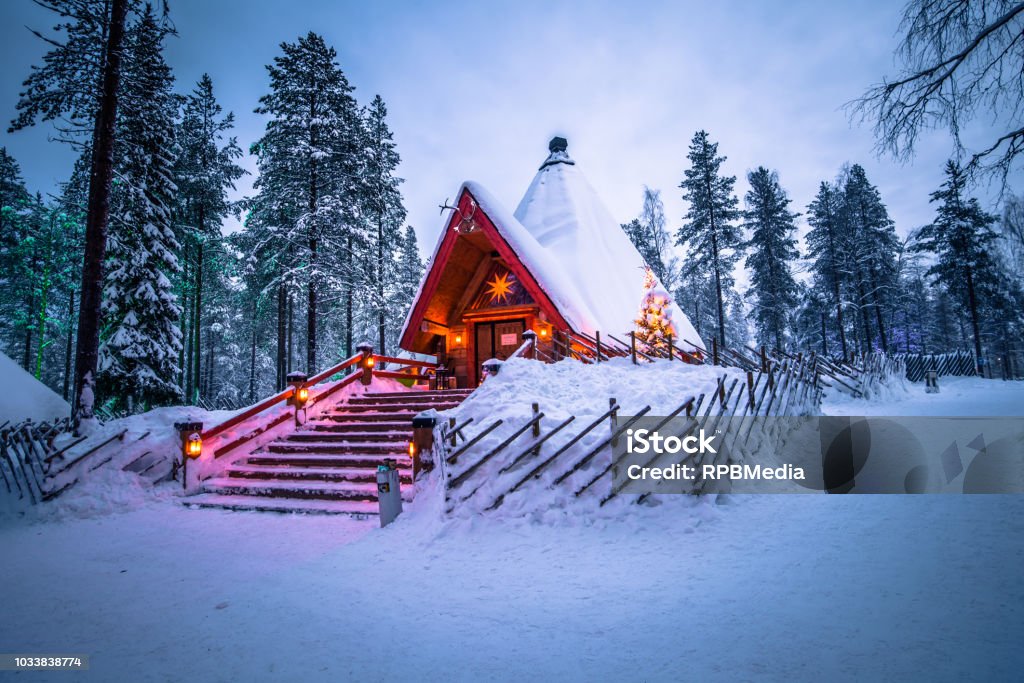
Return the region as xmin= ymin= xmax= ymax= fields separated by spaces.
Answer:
xmin=400 ymin=186 xmax=570 ymax=351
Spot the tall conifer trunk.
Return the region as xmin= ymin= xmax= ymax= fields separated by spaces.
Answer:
xmin=73 ymin=0 xmax=128 ymax=426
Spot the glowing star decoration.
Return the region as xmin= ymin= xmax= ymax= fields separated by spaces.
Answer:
xmin=485 ymin=271 xmax=515 ymax=304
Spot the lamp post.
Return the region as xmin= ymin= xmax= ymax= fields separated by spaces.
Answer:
xmin=356 ymin=342 xmax=374 ymax=386
xmin=287 ymin=371 xmax=308 ymax=427
xmin=174 ymin=421 xmax=204 ymax=493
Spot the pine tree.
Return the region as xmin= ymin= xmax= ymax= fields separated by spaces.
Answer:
xmin=251 ymin=32 xmax=362 ymax=375
xmin=9 ymin=0 xmax=133 ymax=425
xmin=175 ymin=74 xmax=245 ymax=404
xmin=742 ymin=167 xmax=799 ymax=351
xmin=634 ymin=267 xmax=677 ymax=353
xmin=912 ymin=161 xmax=1003 ymax=372
xmin=395 ymin=225 xmax=423 ymax=308
xmin=623 ymin=187 xmax=678 ymax=290
xmin=839 ymin=164 xmax=899 ymax=354
xmin=676 ymin=130 xmax=742 ymax=348
xmin=359 ymin=95 xmax=406 ymax=357
xmin=98 ymin=7 xmax=181 ymax=411
xmin=0 ymin=148 xmax=34 ymax=362
xmin=805 ymin=181 xmax=849 ymax=359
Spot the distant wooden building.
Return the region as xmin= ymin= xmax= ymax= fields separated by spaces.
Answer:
xmin=399 ymin=137 xmax=702 ymax=387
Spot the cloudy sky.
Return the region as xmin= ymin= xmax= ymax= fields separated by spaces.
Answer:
xmin=0 ymin=0 xmax=1010 ymax=261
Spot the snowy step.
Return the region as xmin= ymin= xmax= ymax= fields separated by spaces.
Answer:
xmin=362 ymin=389 xmax=473 ymax=399
xmin=226 ymin=464 xmax=412 ymax=484
xmin=346 ymin=398 xmax=467 ymax=408
xmin=304 ymin=421 xmax=410 ymax=433
xmin=183 ymin=493 xmax=380 ymax=516
xmin=265 ymin=441 xmax=408 ymax=455
xmin=202 ymin=477 xmax=414 ymax=502
xmin=288 ymin=431 xmax=410 ymax=443
xmin=320 ymin=412 xmax=419 ymax=422
xmin=245 ymin=453 xmax=413 ymax=469
xmin=338 ymin=402 xmax=462 ymax=413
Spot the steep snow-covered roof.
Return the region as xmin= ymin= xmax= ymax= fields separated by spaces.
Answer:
xmin=399 ymin=139 xmax=704 ymax=352
xmin=513 ymin=142 xmax=703 ymax=348
xmin=0 ymin=351 xmax=70 ymax=423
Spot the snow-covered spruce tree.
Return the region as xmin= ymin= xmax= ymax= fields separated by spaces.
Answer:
xmin=25 ymin=196 xmax=82 ymax=385
xmin=634 ymin=267 xmax=677 ymax=353
xmin=805 ymin=181 xmax=849 ymax=359
xmin=622 ymin=187 xmax=679 ymax=290
xmin=911 ymin=161 xmax=1004 ymax=372
xmin=174 ymin=74 xmax=245 ymax=404
xmin=229 ymin=223 xmax=280 ymax=402
xmin=395 ymin=224 xmax=423 ymax=313
xmin=838 ymin=164 xmax=899 ymax=354
xmin=359 ymin=95 xmax=406 ymax=357
xmin=0 ymin=148 xmax=34 ymax=363
xmin=251 ymin=32 xmax=362 ymax=375
xmin=98 ymin=8 xmax=181 ymax=412
xmin=673 ymin=270 xmax=718 ymax=346
xmin=742 ymin=167 xmax=799 ymax=351
xmin=998 ymin=193 xmax=1024 ymax=282
xmin=676 ymin=130 xmax=742 ymax=349
xmin=10 ymin=0 xmax=136 ymax=425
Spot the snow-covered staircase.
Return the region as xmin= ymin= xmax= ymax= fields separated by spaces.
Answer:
xmin=186 ymin=389 xmax=473 ymax=515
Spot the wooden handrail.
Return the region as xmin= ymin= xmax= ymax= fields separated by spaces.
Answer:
xmin=201 ymin=386 xmax=294 ymax=441
xmin=306 ymin=353 xmax=363 ymax=386
xmin=372 ymin=354 xmax=436 ymax=369
xmin=201 ymin=352 xmax=364 ymax=443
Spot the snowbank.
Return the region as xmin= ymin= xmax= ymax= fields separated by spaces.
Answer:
xmin=0 ymin=351 xmax=70 ymax=424
xmin=825 ymin=375 xmax=1024 ymax=417
xmin=421 ymin=357 xmax=745 ymax=519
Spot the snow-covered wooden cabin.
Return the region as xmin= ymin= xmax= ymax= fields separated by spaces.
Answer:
xmin=399 ymin=137 xmax=703 ymax=387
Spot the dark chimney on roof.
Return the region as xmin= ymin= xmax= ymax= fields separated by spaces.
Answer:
xmin=548 ymin=136 xmax=568 ymax=153
xmin=540 ymin=136 xmax=574 ymax=170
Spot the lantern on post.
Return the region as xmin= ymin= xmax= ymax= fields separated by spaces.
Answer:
xmin=174 ymin=421 xmax=204 ymax=493
xmin=175 ymin=421 xmax=204 ymax=459
xmin=410 ymin=413 xmax=437 ymax=482
xmin=356 ymin=342 xmax=374 ymax=386
xmin=287 ymin=371 xmax=309 ymax=426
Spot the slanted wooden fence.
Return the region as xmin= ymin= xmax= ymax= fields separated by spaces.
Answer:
xmin=431 ymin=353 xmax=821 ymax=516
xmin=0 ymin=419 xmax=159 ymax=505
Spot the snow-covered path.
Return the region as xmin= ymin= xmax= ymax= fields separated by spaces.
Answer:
xmin=825 ymin=376 xmax=1024 ymax=416
xmin=2 ymin=495 xmax=1021 ymax=681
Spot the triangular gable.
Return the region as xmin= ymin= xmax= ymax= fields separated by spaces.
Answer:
xmin=399 ymin=185 xmax=570 ymax=351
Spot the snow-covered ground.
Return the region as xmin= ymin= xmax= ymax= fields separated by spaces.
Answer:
xmin=1 ymin=495 xmax=1021 ymax=681
xmin=825 ymin=375 xmax=1024 ymax=416
xmin=2 ymin=374 xmax=1022 ymax=681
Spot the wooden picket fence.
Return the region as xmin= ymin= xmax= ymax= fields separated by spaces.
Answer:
xmin=893 ymin=350 xmax=976 ymax=382
xmin=430 ymin=352 xmax=822 ymax=515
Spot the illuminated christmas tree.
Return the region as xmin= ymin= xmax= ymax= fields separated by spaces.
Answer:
xmin=634 ymin=267 xmax=677 ymax=354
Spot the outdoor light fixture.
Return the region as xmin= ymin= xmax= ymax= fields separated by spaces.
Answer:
xmin=539 ymin=328 xmax=548 ymax=338
xmin=296 ymin=386 xmax=309 ymax=404
xmin=185 ymin=433 xmax=202 ymax=458
xmin=366 ymin=356 xmax=376 ymax=368
xmin=408 ymin=441 xmax=416 ymax=457
xmin=455 ymin=334 xmax=463 ymax=345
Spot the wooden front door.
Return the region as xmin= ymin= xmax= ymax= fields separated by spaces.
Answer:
xmin=474 ymin=318 xmax=526 ymax=371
